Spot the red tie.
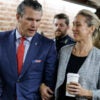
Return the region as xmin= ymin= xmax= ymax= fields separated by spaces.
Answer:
xmin=17 ymin=37 xmax=25 ymax=75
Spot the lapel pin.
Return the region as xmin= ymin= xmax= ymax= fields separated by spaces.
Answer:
xmin=35 ymin=42 xmax=38 ymax=46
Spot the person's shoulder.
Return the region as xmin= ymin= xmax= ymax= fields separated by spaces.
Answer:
xmin=0 ymin=30 xmax=13 ymax=39
xmin=0 ymin=30 xmax=12 ymax=35
xmin=92 ymin=47 xmax=100 ymax=65
xmin=93 ymin=47 xmax=100 ymax=55
xmin=66 ymin=35 xmax=76 ymax=44
xmin=36 ymin=32 xmax=54 ymax=44
xmin=91 ymin=47 xmax=100 ymax=60
xmin=58 ymin=44 xmax=74 ymax=56
xmin=67 ymin=35 xmax=75 ymax=43
xmin=61 ymin=44 xmax=74 ymax=51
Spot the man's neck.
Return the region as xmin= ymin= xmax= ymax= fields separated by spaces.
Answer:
xmin=56 ymin=34 xmax=67 ymax=40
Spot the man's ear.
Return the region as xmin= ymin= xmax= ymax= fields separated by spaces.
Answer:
xmin=16 ymin=14 xmax=21 ymax=22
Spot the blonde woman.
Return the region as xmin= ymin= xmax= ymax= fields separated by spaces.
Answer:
xmin=55 ymin=9 xmax=100 ymax=100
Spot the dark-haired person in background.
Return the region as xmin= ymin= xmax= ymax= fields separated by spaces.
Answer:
xmin=53 ymin=13 xmax=75 ymax=53
xmin=0 ymin=0 xmax=57 ymax=100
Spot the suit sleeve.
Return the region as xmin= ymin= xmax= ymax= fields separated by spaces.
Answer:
xmin=43 ymin=41 xmax=57 ymax=90
xmin=0 ymin=74 xmax=3 ymax=97
xmin=0 ymin=38 xmax=3 ymax=98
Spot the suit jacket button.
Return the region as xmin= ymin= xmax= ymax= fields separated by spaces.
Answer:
xmin=17 ymin=80 xmax=20 ymax=82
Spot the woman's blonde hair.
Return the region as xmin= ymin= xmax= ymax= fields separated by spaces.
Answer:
xmin=77 ymin=9 xmax=100 ymax=49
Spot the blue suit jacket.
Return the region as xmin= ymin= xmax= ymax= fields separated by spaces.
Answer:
xmin=0 ymin=30 xmax=57 ymax=100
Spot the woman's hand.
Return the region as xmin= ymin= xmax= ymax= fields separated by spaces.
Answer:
xmin=66 ymin=82 xmax=92 ymax=99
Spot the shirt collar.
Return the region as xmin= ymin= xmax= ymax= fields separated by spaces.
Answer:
xmin=15 ymin=29 xmax=33 ymax=42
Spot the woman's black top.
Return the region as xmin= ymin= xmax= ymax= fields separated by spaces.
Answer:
xmin=58 ymin=53 xmax=87 ymax=100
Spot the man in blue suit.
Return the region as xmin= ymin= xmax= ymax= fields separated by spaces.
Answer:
xmin=0 ymin=0 xmax=57 ymax=100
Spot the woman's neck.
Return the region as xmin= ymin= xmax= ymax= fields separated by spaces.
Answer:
xmin=72 ymin=41 xmax=93 ymax=57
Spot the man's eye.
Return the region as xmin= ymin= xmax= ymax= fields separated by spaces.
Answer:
xmin=36 ymin=20 xmax=40 ymax=22
xmin=76 ymin=24 xmax=81 ymax=26
xmin=26 ymin=18 xmax=33 ymax=21
xmin=60 ymin=25 xmax=64 ymax=27
xmin=74 ymin=24 xmax=81 ymax=27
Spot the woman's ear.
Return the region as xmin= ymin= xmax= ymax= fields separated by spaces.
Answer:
xmin=90 ymin=25 xmax=96 ymax=34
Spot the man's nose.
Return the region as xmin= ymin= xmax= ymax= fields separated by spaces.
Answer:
xmin=56 ymin=25 xmax=61 ymax=30
xmin=72 ymin=25 xmax=76 ymax=32
xmin=31 ymin=21 xmax=36 ymax=27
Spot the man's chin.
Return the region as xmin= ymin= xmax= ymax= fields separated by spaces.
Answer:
xmin=55 ymin=34 xmax=61 ymax=37
xmin=25 ymin=32 xmax=36 ymax=37
xmin=55 ymin=35 xmax=62 ymax=39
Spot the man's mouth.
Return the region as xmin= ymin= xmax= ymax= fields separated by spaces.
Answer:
xmin=28 ymin=29 xmax=36 ymax=32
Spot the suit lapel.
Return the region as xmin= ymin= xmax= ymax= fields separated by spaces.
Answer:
xmin=5 ymin=30 xmax=18 ymax=78
xmin=19 ymin=33 xmax=41 ymax=78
